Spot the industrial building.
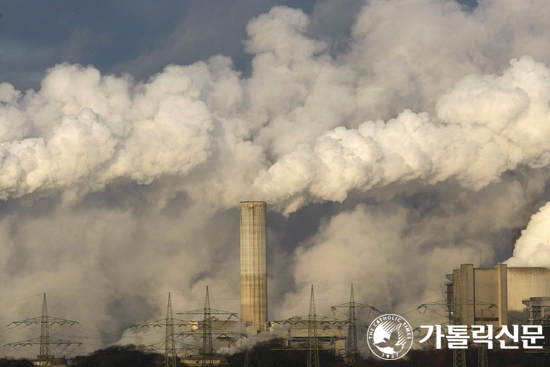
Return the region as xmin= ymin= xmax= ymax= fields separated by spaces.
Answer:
xmin=447 ymin=264 xmax=550 ymax=326
xmin=267 ymin=318 xmax=347 ymax=353
xmin=240 ymin=201 xmax=268 ymax=334
xmin=181 ymin=318 xmax=242 ymax=354
xmin=523 ymin=297 xmax=550 ymax=326
xmin=508 ymin=267 xmax=550 ymax=324
xmin=30 ymin=356 xmax=74 ymax=366
xmin=446 ymin=264 xmax=508 ymax=327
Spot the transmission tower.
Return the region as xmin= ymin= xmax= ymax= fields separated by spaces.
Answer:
xmin=477 ymin=343 xmax=488 ymax=367
xmin=269 ymin=288 xmax=347 ymax=359
xmin=331 ymin=284 xmax=381 ymax=364
xmin=132 ymin=293 xmax=196 ymax=365
xmin=477 ymin=310 xmax=488 ymax=367
xmin=308 ymin=285 xmax=320 ymax=367
xmin=453 ymin=275 xmax=466 ymax=367
xmin=4 ymin=293 xmax=81 ymax=366
xmin=165 ymin=293 xmax=178 ymax=367
xmin=347 ymin=284 xmax=357 ymax=363
xmin=40 ymin=293 xmax=51 ymax=365
xmin=177 ymin=286 xmax=238 ymax=367
xmin=202 ymin=286 xmax=213 ymax=367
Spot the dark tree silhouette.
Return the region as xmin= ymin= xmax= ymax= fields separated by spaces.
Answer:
xmin=0 ymin=359 xmax=34 ymax=367
xmin=227 ymin=338 xmax=339 ymax=367
xmin=75 ymin=344 xmax=164 ymax=367
xmin=225 ymin=337 xmax=550 ymax=367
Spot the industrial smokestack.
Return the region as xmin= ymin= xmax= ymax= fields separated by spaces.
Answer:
xmin=240 ymin=201 xmax=267 ymax=333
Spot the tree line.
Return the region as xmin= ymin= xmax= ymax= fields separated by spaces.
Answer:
xmin=1 ymin=338 xmax=549 ymax=367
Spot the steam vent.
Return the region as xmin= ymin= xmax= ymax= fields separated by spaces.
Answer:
xmin=240 ymin=201 xmax=268 ymax=333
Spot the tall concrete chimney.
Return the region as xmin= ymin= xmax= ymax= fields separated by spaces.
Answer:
xmin=240 ymin=201 xmax=267 ymax=333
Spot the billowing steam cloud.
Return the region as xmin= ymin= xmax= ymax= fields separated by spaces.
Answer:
xmin=507 ymin=202 xmax=550 ymax=267
xmin=2 ymin=0 xmax=550 ymax=357
xmin=0 ymin=63 xmax=216 ymax=200
xmin=251 ymin=56 xmax=550 ymax=213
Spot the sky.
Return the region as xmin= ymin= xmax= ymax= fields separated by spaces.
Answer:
xmin=2 ymin=0 xmax=550 ymax=359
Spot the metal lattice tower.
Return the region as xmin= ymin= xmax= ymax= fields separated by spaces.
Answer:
xmin=453 ymin=274 xmax=466 ymax=367
xmin=165 ymin=293 xmax=178 ymax=367
xmin=347 ymin=284 xmax=357 ymax=362
xmin=307 ymin=285 xmax=320 ymax=367
xmin=477 ymin=338 xmax=488 ymax=367
xmin=331 ymin=284 xmax=381 ymax=364
xmin=176 ymin=287 xmax=237 ymax=366
xmin=40 ymin=293 xmax=51 ymax=366
xmin=477 ymin=310 xmax=488 ymax=367
xmin=203 ymin=286 xmax=214 ymax=367
xmin=132 ymin=293 xmax=194 ymax=360
xmin=4 ymin=293 xmax=81 ymax=366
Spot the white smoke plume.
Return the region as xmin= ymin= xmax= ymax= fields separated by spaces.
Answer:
xmin=251 ymin=56 xmax=550 ymax=213
xmin=3 ymin=0 xmax=550 ymax=357
xmin=507 ymin=201 xmax=550 ymax=267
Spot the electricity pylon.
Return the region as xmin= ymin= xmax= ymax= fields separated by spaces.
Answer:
xmin=40 ymin=293 xmax=50 ymax=365
xmin=477 ymin=343 xmax=488 ymax=367
xmin=202 ymin=286 xmax=213 ymax=367
xmin=477 ymin=310 xmax=488 ymax=367
xmin=165 ymin=293 xmax=178 ymax=367
xmin=4 ymin=293 xmax=81 ymax=366
xmin=331 ymin=284 xmax=381 ymax=364
xmin=177 ymin=286 xmax=237 ymax=367
xmin=131 ymin=292 xmax=193 ymax=366
xmin=269 ymin=287 xmax=347 ymax=361
xmin=346 ymin=284 xmax=358 ymax=364
xmin=453 ymin=275 xmax=466 ymax=367
xmin=308 ymin=285 xmax=320 ymax=367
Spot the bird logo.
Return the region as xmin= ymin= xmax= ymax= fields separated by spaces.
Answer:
xmin=367 ymin=314 xmax=413 ymax=360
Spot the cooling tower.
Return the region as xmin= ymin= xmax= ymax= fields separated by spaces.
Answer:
xmin=240 ymin=201 xmax=267 ymax=333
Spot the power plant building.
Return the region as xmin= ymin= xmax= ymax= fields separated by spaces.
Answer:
xmin=447 ymin=264 xmax=508 ymax=328
xmin=508 ymin=267 xmax=550 ymax=324
xmin=240 ymin=201 xmax=268 ymax=333
xmin=267 ymin=318 xmax=347 ymax=352
xmin=447 ymin=264 xmax=550 ymax=326
xmin=522 ymin=297 xmax=550 ymax=326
